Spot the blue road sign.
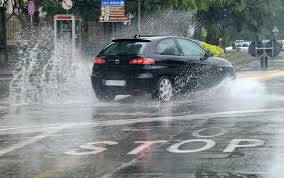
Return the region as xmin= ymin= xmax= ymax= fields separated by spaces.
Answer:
xmin=101 ymin=0 xmax=125 ymax=7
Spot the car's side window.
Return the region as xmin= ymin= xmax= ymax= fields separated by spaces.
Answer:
xmin=177 ymin=39 xmax=206 ymax=57
xmin=156 ymin=39 xmax=180 ymax=55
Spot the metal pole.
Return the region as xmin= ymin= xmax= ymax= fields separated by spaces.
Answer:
xmin=72 ymin=15 xmax=76 ymax=59
xmin=138 ymin=0 xmax=141 ymax=34
xmin=112 ymin=22 xmax=114 ymax=40
xmin=1 ymin=7 xmax=7 ymax=49
xmin=224 ymin=8 xmax=227 ymax=53
xmin=54 ymin=15 xmax=57 ymax=51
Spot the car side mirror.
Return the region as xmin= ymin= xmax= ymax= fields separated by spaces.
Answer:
xmin=206 ymin=51 xmax=214 ymax=57
xmin=201 ymin=51 xmax=213 ymax=61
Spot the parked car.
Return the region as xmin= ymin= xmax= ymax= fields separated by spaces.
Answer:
xmin=226 ymin=41 xmax=252 ymax=53
xmin=91 ymin=36 xmax=235 ymax=102
xmin=235 ymin=41 xmax=251 ymax=53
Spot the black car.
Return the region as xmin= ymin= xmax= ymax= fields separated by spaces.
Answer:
xmin=91 ymin=36 xmax=235 ymax=102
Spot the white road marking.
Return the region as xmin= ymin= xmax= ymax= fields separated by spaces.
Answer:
xmin=0 ymin=108 xmax=280 ymax=157
xmin=65 ymin=141 xmax=118 ymax=156
xmin=127 ymin=141 xmax=168 ymax=155
xmin=121 ymin=128 xmax=152 ymax=132
xmin=0 ymin=130 xmax=58 ymax=157
xmin=1 ymin=107 xmax=284 ymax=136
xmin=0 ymin=124 xmax=81 ymax=157
xmin=223 ymin=139 xmax=265 ymax=153
xmin=192 ymin=127 xmax=225 ymax=138
xmin=101 ymin=118 xmax=196 ymax=178
xmin=167 ymin=139 xmax=216 ymax=153
xmin=100 ymin=107 xmax=276 ymax=178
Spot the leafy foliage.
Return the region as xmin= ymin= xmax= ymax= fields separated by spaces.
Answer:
xmin=201 ymin=41 xmax=225 ymax=58
xmin=196 ymin=0 xmax=284 ymax=44
xmin=6 ymin=0 xmax=284 ymax=45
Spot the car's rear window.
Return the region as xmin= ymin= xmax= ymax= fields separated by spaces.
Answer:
xmin=102 ymin=42 xmax=148 ymax=55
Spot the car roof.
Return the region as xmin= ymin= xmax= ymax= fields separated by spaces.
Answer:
xmin=113 ymin=35 xmax=193 ymax=42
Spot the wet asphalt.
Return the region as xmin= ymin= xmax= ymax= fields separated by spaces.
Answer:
xmin=1 ymin=58 xmax=284 ymax=178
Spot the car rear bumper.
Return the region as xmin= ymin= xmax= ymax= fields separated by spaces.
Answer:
xmin=91 ymin=73 xmax=156 ymax=95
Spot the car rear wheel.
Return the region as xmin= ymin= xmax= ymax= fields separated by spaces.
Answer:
xmin=95 ymin=90 xmax=116 ymax=102
xmin=93 ymin=84 xmax=116 ymax=102
xmin=152 ymin=77 xmax=173 ymax=102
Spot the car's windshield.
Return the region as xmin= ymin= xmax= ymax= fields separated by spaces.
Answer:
xmin=103 ymin=42 xmax=148 ymax=55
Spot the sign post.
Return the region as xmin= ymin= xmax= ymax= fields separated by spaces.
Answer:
xmin=248 ymin=40 xmax=282 ymax=70
xmin=62 ymin=0 xmax=73 ymax=13
xmin=28 ymin=1 xmax=35 ymax=24
xmin=99 ymin=0 xmax=128 ymax=22
xmin=100 ymin=0 xmax=128 ymax=40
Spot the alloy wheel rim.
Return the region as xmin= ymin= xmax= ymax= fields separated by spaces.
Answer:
xmin=159 ymin=78 xmax=173 ymax=101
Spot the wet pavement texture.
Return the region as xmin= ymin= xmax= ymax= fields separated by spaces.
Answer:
xmin=1 ymin=61 xmax=284 ymax=177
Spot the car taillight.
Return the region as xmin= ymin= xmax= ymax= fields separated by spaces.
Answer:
xmin=129 ymin=57 xmax=155 ymax=65
xmin=94 ymin=58 xmax=106 ymax=64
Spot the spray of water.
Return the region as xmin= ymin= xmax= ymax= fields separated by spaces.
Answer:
xmin=86 ymin=10 xmax=196 ymax=55
xmin=7 ymin=13 xmax=279 ymax=107
xmin=9 ymin=27 xmax=94 ymax=105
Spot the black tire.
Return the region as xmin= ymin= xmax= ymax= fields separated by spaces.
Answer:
xmin=95 ymin=89 xmax=116 ymax=102
xmin=152 ymin=76 xmax=173 ymax=102
xmin=92 ymin=78 xmax=116 ymax=102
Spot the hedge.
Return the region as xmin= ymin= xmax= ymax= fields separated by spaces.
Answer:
xmin=201 ymin=42 xmax=225 ymax=58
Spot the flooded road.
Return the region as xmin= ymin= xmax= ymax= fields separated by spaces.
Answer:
xmin=1 ymin=69 xmax=284 ymax=178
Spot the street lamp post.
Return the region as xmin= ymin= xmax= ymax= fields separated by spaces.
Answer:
xmin=224 ymin=8 xmax=227 ymax=52
xmin=137 ymin=0 xmax=141 ymax=34
xmin=0 ymin=5 xmax=7 ymax=49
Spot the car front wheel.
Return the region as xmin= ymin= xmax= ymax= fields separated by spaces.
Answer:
xmin=152 ymin=77 xmax=173 ymax=102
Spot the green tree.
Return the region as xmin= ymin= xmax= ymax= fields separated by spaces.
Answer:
xmin=195 ymin=0 xmax=284 ymax=44
xmin=14 ymin=0 xmax=284 ymax=45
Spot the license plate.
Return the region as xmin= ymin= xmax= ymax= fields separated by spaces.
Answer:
xmin=104 ymin=80 xmax=126 ymax=86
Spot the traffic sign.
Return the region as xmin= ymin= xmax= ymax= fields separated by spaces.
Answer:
xmin=109 ymin=16 xmax=128 ymax=22
xmin=99 ymin=16 xmax=110 ymax=22
xmin=109 ymin=6 xmax=125 ymax=16
xmin=101 ymin=0 xmax=125 ymax=7
xmin=273 ymin=26 xmax=279 ymax=33
xmin=101 ymin=6 xmax=110 ymax=16
xmin=62 ymin=0 xmax=73 ymax=10
xmin=100 ymin=0 xmax=128 ymax=22
xmin=266 ymin=40 xmax=281 ymax=57
xmin=99 ymin=15 xmax=128 ymax=23
xmin=248 ymin=41 xmax=264 ymax=57
xmin=28 ymin=1 xmax=35 ymax=16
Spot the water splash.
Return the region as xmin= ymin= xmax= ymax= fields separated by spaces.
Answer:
xmin=225 ymin=79 xmax=267 ymax=99
xmin=9 ymin=27 xmax=94 ymax=105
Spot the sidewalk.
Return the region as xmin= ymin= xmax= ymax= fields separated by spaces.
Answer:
xmin=236 ymin=51 xmax=284 ymax=71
